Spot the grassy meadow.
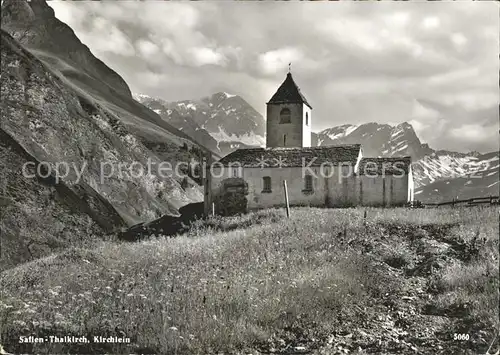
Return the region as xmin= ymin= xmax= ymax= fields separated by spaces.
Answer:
xmin=1 ymin=206 xmax=498 ymax=354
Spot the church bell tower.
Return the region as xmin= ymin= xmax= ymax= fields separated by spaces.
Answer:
xmin=266 ymin=66 xmax=312 ymax=148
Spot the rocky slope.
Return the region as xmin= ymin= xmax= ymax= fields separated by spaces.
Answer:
xmin=1 ymin=0 xmax=210 ymax=162
xmin=0 ymin=1 xmax=206 ymax=269
xmin=135 ymin=92 xmax=265 ymax=156
xmin=0 ymin=128 xmax=116 ymax=271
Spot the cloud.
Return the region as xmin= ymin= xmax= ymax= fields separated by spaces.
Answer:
xmin=135 ymin=39 xmax=159 ymax=58
xmin=86 ymin=19 xmax=135 ymax=56
xmin=451 ymin=32 xmax=468 ymax=48
xmin=384 ymin=12 xmax=411 ymax=27
xmin=188 ymin=47 xmax=227 ymax=67
xmin=441 ymin=91 xmax=499 ymax=111
xmin=134 ymin=71 xmax=168 ymax=88
xmin=48 ymin=1 xmax=499 ymax=153
xmin=411 ymin=101 xmax=441 ymax=121
xmin=421 ymin=16 xmax=440 ymax=30
xmin=407 ymin=120 xmax=430 ymax=135
xmin=449 ymin=123 xmax=498 ymax=153
xmin=258 ymin=47 xmax=304 ymax=75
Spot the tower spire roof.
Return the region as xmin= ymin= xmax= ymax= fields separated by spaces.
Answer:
xmin=267 ymin=71 xmax=312 ymax=109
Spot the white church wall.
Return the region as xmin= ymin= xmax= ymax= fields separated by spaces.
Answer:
xmin=389 ymin=174 xmax=410 ymax=206
xmin=210 ymin=164 xmax=364 ymax=211
xmin=359 ymin=175 xmax=383 ymax=206
xmin=302 ymin=104 xmax=312 ymax=148
xmin=209 ymin=164 xmax=411 ymax=211
xmin=408 ymin=166 xmax=415 ymax=202
xmin=323 ymin=166 xmax=358 ymax=207
xmin=359 ymin=174 xmax=409 ymax=206
xmin=245 ymin=166 xmax=326 ymax=209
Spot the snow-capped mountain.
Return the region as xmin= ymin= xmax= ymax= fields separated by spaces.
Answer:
xmin=133 ymin=93 xmax=219 ymax=154
xmin=314 ymin=122 xmax=433 ymax=160
xmin=414 ymin=152 xmax=499 ymax=203
xmin=313 ymin=122 xmax=498 ymax=201
xmin=136 ymin=92 xmax=266 ymax=155
xmin=412 ymin=150 xmax=486 ymax=188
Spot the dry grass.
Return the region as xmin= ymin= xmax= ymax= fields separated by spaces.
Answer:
xmin=0 ymin=206 xmax=498 ymax=354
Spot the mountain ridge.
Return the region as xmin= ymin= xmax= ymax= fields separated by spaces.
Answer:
xmin=135 ymin=92 xmax=266 ymax=156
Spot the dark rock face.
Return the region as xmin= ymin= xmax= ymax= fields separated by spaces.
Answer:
xmin=118 ymin=202 xmax=205 ymax=241
xmin=0 ymin=128 xmax=117 ymax=271
xmin=178 ymin=202 xmax=205 ymax=223
xmin=0 ymin=0 xmax=214 ymax=270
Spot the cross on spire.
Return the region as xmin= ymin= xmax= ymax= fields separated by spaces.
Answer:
xmin=288 ymin=62 xmax=291 ymax=73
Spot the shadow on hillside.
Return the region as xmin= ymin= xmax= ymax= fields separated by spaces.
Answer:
xmin=117 ymin=202 xmax=205 ymax=241
xmin=118 ymin=203 xmax=285 ymax=241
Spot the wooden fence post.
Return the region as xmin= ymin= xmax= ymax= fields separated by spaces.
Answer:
xmin=212 ymin=202 xmax=215 ymax=217
xmin=203 ymin=153 xmax=213 ymax=218
xmin=283 ymin=180 xmax=290 ymax=218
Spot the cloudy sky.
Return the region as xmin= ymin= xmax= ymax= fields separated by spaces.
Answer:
xmin=49 ymin=1 xmax=498 ymax=153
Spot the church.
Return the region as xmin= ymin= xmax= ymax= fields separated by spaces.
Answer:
xmin=204 ymin=71 xmax=415 ymax=215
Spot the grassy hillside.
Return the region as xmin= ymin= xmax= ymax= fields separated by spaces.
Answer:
xmin=1 ymin=207 xmax=498 ymax=354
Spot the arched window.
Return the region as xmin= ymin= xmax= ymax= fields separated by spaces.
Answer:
xmin=304 ymin=174 xmax=313 ymax=191
xmin=262 ymin=176 xmax=272 ymax=193
xmin=305 ymin=112 xmax=309 ymax=126
xmin=279 ymin=108 xmax=291 ymax=124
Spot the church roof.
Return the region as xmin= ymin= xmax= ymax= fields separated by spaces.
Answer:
xmin=218 ymin=144 xmax=361 ymax=168
xmin=358 ymin=157 xmax=412 ymax=175
xmin=267 ymin=73 xmax=312 ymax=109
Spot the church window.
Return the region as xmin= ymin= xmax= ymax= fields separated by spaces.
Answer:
xmin=283 ymin=134 xmax=287 ymax=146
xmin=279 ymin=108 xmax=291 ymax=124
xmin=304 ymin=174 xmax=313 ymax=192
xmin=262 ymin=176 xmax=272 ymax=193
xmin=305 ymin=112 xmax=309 ymax=126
